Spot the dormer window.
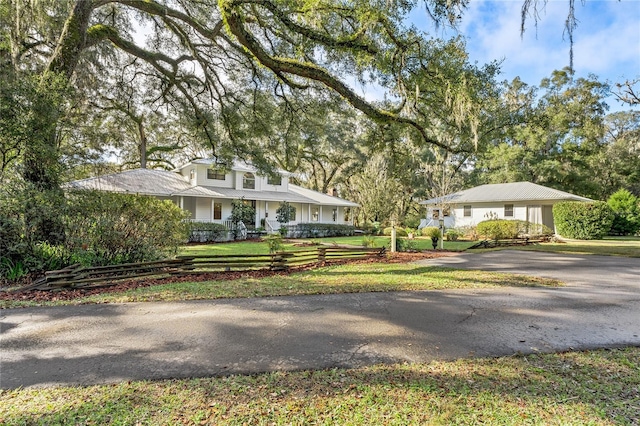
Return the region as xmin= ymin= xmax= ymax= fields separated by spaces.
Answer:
xmin=243 ymin=172 xmax=255 ymax=189
xmin=189 ymin=169 xmax=195 ymax=180
xmin=267 ymin=175 xmax=282 ymax=186
xmin=207 ymin=168 xmax=225 ymax=180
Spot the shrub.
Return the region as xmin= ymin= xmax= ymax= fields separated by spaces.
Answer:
xmin=445 ymin=228 xmax=462 ymax=241
xmin=359 ymin=222 xmax=382 ymax=235
xmin=64 ymin=190 xmax=190 ymax=265
xmin=362 ymin=235 xmax=376 ymax=248
xmin=387 ymin=237 xmax=417 ymax=252
xmin=402 ymin=215 xmax=421 ymax=230
xmin=382 ymin=227 xmax=408 ymax=237
xmin=0 ymin=210 xmax=28 ymax=266
xmin=514 ymin=220 xmax=554 ymax=238
xmin=607 ymin=189 xmax=640 ymax=235
xmin=477 ymin=220 xmax=518 ymax=240
xmin=265 ymin=234 xmax=284 ymax=253
xmin=291 ymin=223 xmax=355 ymax=238
xmin=276 ymin=201 xmax=296 ymax=224
xmin=553 ymin=201 xmax=614 ymax=240
xmin=187 ymin=222 xmax=228 ymax=243
xmin=229 ymin=198 xmax=255 ymax=239
xmin=422 ymin=226 xmax=441 ymax=240
xmin=457 ymin=225 xmax=479 ymax=240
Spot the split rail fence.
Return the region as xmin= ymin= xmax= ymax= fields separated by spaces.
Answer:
xmin=18 ymin=246 xmax=385 ymax=292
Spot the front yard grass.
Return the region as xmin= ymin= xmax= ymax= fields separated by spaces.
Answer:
xmin=2 ymin=347 xmax=638 ymax=425
xmin=493 ymin=236 xmax=640 ymax=258
xmin=179 ymin=237 xmax=476 ymax=257
xmin=0 ymin=262 xmax=561 ymax=308
xmin=317 ymin=235 xmax=477 ymax=251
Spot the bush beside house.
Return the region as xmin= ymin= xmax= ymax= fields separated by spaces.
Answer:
xmin=553 ymin=201 xmax=614 ymax=240
xmin=476 ymin=220 xmax=554 ymax=241
xmin=607 ymin=189 xmax=640 ymax=236
xmin=292 ymin=223 xmax=355 ymax=238
xmin=0 ymin=190 xmax=189 ymax=280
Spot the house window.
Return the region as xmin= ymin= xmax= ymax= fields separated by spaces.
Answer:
xmin=213 ymin=202 xmax=222 ymax=220
xmin=332 ymin=208 xmax=337 ymax=222
xmin=312 ymin=207 xmax=319 ymax=222
xmin=207 ymin=169 xmax=225 ymax=180
xmin=267 ymin=175 xmax=281 ymax=185
xmin=344 ymin=208 xmax=350 ymax=222
xmin=463 ymin=205 xmax=472 ymax=217
xmin=504 ymin=204 xmax=514 ymax=217
xmin=443 ymin=207 xmax=451 ymax=217
xmin=290 ymin=209 xmax=296 ymax=221
xmin=432 ymin=209 xmax=440 ymax=220
xmin=243 ymin=172 xmax=255 ymax=189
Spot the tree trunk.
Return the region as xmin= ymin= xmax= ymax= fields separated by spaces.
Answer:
xmin=23 ymin=0 xmax=96 ymax=244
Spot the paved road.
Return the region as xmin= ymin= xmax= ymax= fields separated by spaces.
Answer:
xmin=1 ymin=251 xmax=639 ymax=389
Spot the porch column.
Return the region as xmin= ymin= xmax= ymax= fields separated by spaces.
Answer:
xmin=180 ymin=196 xmax=184 ymax=209
xmin=319 ymin=206 xmax=323 ymax=222
xmin=308 ymin=204 xmax=311 ymax=222
xmin=211 ymin=199 xmax=215 ymax=222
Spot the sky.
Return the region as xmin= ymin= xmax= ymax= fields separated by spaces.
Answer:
xmin=408 ymin=0 xmax=640 ymax=112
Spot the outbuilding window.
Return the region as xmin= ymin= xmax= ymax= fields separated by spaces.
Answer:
xmin=504 ymin=204 xmax=514 ymax=217
xmin=463 ymin=205 xmax=472 ymax=217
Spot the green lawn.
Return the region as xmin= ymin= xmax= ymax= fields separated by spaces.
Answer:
xmin=2 ymin=347 xmax=638 ymax=425
xmin=180 ymin=235 xmax=640 ymax=259
xmin=301 ymin=235 xmax=475 ymax=251
xmin=490 ymin=236 xmax=640 ymax=258
xmin=179 ymin=240 xmax=302 ymax=256
xmin=0 ymin=262 xmax=561 ymax=308
xmin=179 ymin=237 xmax=476 ymax=257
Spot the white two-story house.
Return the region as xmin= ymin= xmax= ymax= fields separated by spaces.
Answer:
xmin=67 ymin=159 xmax=358 ymax=235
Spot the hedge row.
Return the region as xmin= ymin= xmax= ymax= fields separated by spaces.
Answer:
xmin=187 ymin=222 xmax=229 ymax=243
xmin=553 ymin=201 xmax=614 ymax=240
xmin=476 ymin=220 xmax=554 ymax=241
xmin=288 ymin=223 xmax=355 ymax=238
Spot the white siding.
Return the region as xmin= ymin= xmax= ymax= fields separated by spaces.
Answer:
xmin=199 ymin=165 xmax=233 ymax=188
xmin=439 ymin=202 xmax=555 ymax=228
xmin=195 ymin=198 xmax=211 ymax=221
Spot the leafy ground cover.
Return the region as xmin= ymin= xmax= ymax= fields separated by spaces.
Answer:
xmin=2 ymin=347 xmax=638 ymax=425
xmin=0 ymin=253 xmax=561 ymax=308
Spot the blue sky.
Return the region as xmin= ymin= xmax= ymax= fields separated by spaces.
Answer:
xmin=410 ymin=0 xmax=640 ymax=111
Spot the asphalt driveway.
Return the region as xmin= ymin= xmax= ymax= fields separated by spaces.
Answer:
xmin=1 ymin=250 xmax=639 ymax=389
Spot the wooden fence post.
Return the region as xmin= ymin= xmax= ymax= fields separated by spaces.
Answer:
xmin=317 ymin=247 xmax=326 ymax=264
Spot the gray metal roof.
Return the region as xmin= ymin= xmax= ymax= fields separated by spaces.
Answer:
xmin=66 ymin=168 xmax=357 ymax=206
xmin=173 ymin=186 xmax=316 ymax=203
xmin=289 ymin=184 xmax=360 ymax=207
xmin=420 ymin=182 xmax=592 ymax=205
xmin=175 ymin=158 xmax=294 ymax=177
xmin=64 ymin=169 xmax=192 ymax=196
